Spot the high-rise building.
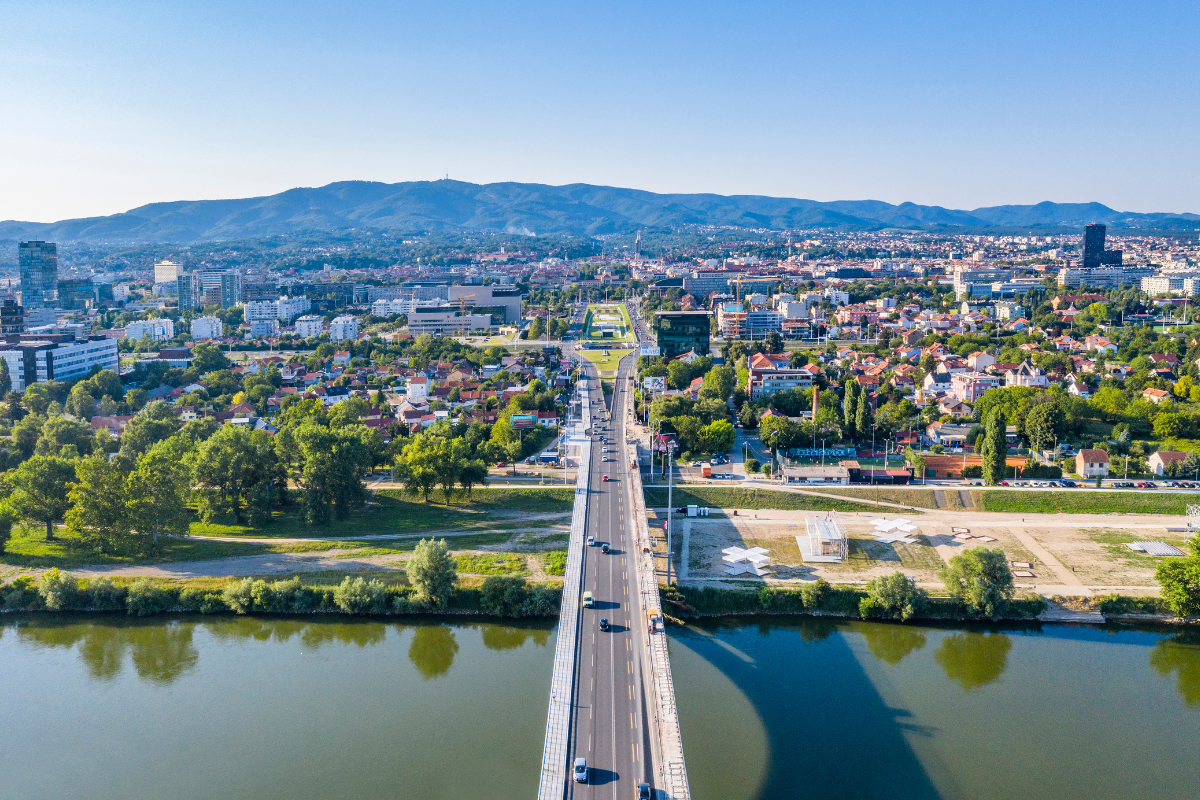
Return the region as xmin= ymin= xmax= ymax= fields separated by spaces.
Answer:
xmin=154 ymin=260 xmax=181 ymax=285
xmin=1082 ymin=224 xmax=1107 ymax=269
xmin=1 ymin=290 xmax=24 ymax=337
xmin=177 ymin=272 xmax=204 ymax=310
xmin=18 ymin=241 xmax=57 ymax=310
xmin=57 ymin=278 xmax=95 ymax=311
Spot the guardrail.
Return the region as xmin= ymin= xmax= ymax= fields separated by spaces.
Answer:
xmin=536 ymin=364 xmax=593 ymax=800
xmin=624 ymin=437 xmax=691 ymax=800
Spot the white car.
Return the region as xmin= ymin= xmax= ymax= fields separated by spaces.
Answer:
xmin=573 ymin=757 xmax=588 ymax=783
xmin=588 ymin=536 xmax=595 ymax=546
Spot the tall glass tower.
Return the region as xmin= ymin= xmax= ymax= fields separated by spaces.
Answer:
xmin=18 ymin=240 xmax=58 ymax=310
xmin=1081 ymin=224 xmax=1106 ymax=269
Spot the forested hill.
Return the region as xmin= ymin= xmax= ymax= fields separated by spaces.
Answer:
xmin=2 ymin=180 xmax=1197 ymax=244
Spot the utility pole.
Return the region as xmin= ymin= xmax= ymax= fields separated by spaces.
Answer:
xmin=666 ymin=440 xmax=675 ymax=585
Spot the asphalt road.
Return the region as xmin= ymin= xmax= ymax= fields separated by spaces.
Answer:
xmin=567 ymin=353 xmax=655 ymax=799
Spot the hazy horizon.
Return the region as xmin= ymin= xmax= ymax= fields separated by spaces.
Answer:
xmin=3 ymin=0 xmax=1197 ymax=222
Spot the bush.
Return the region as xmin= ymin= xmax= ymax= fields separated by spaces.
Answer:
xmin=745 ymin=458 xmax=761 ymax=474
xmin=859 ymin=596 xmax=883 ymax=618
xmin=801 ymin=578 xmax=830 ymax=611
xmin=522 ymin=585 xmax=561 ymax=616
xmin=88 ymin=578 xmax=127 ymax=611
xmin=180 ymin=587 xmax=227 ymax=614
xmin=2 ymin=576 xmax=39 ymax=609
xmin=125 ymin=579 xmax=177 ymax=616
xmin=481 ymin=576 xmax=529 ymax=617
xmin=961 ymin=465 xmax=982 ymax=478
xmin=761 ymin=463 xmax=773 ymax=477
xmin=864 ymin=571 xmax=925 ymax=621
xmin=1156 ymin=541 xmax=1200 ymax=617
xmin=939 ymin=547 xmax=1015 ymax=620
xmin=38 ymin=568 xmax=82 ymax=611
xmin=222 ymin=578 xmax=256 ymax=614
xmin=333 ymin=576 xmax=387 ymax=615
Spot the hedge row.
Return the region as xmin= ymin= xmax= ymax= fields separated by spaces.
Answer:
xmin=660 ymin=583 xmax=1046 ymax=621
xmin=1 ymin=571 xmax=562 ymax=619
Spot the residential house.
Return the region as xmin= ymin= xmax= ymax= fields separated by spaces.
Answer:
xmin=1005 ymin=361 xmax=1049 ymax=388
xmin=1075 ymin=449 xmax=1110 ymax=478
xmin=967 ymin=351 xmax=996 ymax=371
xmin=1142 ymin=387 xmax=1172 ymax=404
xmin=1148 ymin=450 xmax=1188 ymax=476
xmin=951 ymin=371 xmax=1002 ymax=404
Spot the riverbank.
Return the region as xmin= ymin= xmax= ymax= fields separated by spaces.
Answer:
xmin=1 ymin=573 xmax=562 ymax=619
xmin=660 ymin=583 xmax=1200 ymax=627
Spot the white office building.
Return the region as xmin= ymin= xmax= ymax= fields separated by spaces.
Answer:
xmin=329 ymin=315 xmax=360 ymax=341
xmin=247 ymin=319 xmax=280 ymax=338
xmin=276 ymin=296 xmax=310 ymax=320
xmin=0 ymin=337 xmax=119 ymax=392
xmin=154 ymin=260 xmax=181 ymax=285
xmin=295 ymin=315 xmax=324 ymax=338
xmin=191 ymin=316 xmax=224 ymax=340
xmin=125 ymin=318 xmax=176 ymax=341
xmin=244 ymin=300 xmax=279 ymax=321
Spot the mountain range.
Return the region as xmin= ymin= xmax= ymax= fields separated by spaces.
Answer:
xmin=2 ymin=180 xmax=1198 ymax=244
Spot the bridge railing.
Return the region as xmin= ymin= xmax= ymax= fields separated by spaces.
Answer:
xmin=536 ymin=373 xmax=593 ymax=800
xmin=625 ymin=436 xmax=691 ymax=800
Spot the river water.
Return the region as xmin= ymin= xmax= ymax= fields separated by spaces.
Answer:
xmin=3 ymin=614 xmax=1198 ymax=800
xmin=0 ymin=614 xmax=555 ymax=799
xmin=670 ymin=618 xmax=1200 ymax=800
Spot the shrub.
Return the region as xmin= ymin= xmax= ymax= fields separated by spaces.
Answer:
xmin=1156 ymin=548 xmax=1200 ymax=617
xmin=88 ymin=578 xmax=127 ymax=611
xmin=38 ymin=568 xmax=82 ymax=611
xmin=939 ymin=547 xmax=1015 ymax=620
xmin=745 ymin=458 xmax=761 ymax=474
xmin=222 ymin=578 xmax=256 ymax=614
xmin=801 ymin=578 xmax=830 ymax=611
xmin=480 ymin=576 xmax=529 ymax=618
xmin=2 ymin=576 xmax=39 ymax=609
xmin=859 ymin=596 xmax=883 ymax=619
xmin=408 ymin=538 xmax=456 ymax=609
xmin=761 ymin=463 xmax=773 ymax=477
xmin=543 ymin=551 xmax=568 ymax=576
xmin=819 ymin=586 xmax=864 ymax=614
xmin=333 ymin=576 xmax=386 ymax=614
xmin=522 ymin=585 xmax=561 ymax=616
xmin=125 ymin=579 xmax=177 ymax=616
xmin=865 ymin=571 xmax=925 ymax=621
xmin=180 ymin=587 xmax=228 ymax=614
xmin=271 ymin=577 xmax=317 ymax=613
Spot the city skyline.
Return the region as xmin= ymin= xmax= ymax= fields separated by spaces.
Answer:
xmin=2 ymin=1 xmax=1199 ymax=222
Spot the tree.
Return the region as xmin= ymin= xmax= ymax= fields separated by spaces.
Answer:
xmin=980 ymin=409 xmax=1008 ymax=485
xmin=843 ymin=380 xmax=859 ymax=440
xmin=667 ymin=359 xmax=693 ymax=391
xmin=855 ymin=390 xmax=874 ymax=443
xmin=1155 ymin=535 xmax=1200 ymax=616
xmin=699 ymin=420 xmax=735 ymax=453
xmin=65 ymin=384 xmax=96 ymax=421
xmin=65 ymin=454 xmax=129 ymax=553
xmin=939 ymin=547 xmax=1015 ymax=620
xmin=119 ymin=401 xmax=183 ymax=459
xmin=861 ymin=571 xmax=924 ymax=620
xmin=458 ymin=459 xmax=489 ymax=501
xmin=765 ymin=331 xmax=784 ymax=354
xmin=396 ymin=431 xmax=441 ymax=502
xmin=190 ymin=425 xmax=280 ymax=524
xmin=759 ymin=413 xmax=802 ymax=451
xmin=408 ymin=538 xmax=456 ymax=608
xmin=0 ymin=498 xmax=17 ymax=554
xmin=36 ymin=416 xmax=93 ymax=458
xmin=191 ymin=342 xmax=230 ymax=375
xmin=1024 ymin=403 xmax=1062 ymax=453
xmin=434 ymin=436 xmax=470 ymax=504
xmin=294 ymin=423 xmax=375 ymax=524
xmin=8 ymin=455 xmax=76 ymax=540
xmin=126 ymin=438 xmax=192 ymax=553
xmin=699 ymin=366 xmax=736 ymax=402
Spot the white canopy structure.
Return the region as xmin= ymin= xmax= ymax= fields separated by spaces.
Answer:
xmin=799 ymin=511 xmax=848 ymax=563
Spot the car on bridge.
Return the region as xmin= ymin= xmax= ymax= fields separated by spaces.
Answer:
xmin=599 ymin=617 xmax=610 ymax=631
xmin=636 ymin=783 xmax=652 ymax=799
xmin=573 ymin=757 xmax=588 ymax=783
xmin=602 ymin=475 xmax=611 ymax=482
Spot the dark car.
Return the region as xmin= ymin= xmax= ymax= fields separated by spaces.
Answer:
xmin=636 ymin=783 xmax=652 ymax=800
xmin=602 ymin=543 xmax=610 ymax=554
xmin=599 ymin=617 xmax=610 ymax=631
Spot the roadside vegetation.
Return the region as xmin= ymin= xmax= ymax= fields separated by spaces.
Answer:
xmin=644 ymin=486 xmax=886 ymax=513
xmin=979 ymin=490 xmax=1200 ymax=515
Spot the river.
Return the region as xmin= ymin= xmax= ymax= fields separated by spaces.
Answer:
xmin=0 ymin=614 xmax=555 ymax=799
xmin=670 ymin=617 xmax=1200 ymax=800
xmin=3 ymin=614 xmax=1198 ymax=799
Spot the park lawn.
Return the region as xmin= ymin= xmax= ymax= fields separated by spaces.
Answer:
xmin=0 ymin=526 xmax=337 ymax=570
xmin=577 ymin=347 xmax=634 ymax=376
xmin=543 ymin=550 xmax=568 ymax=575
xmin=454 ymin=552 xmax=528 ymax=576
xmin=190 ymin=487 xmax=574 ymax=540
xmin=979 ymin=490 xmax=1200 ymax=515
xmin=584 ymin=303 xmax=635 ymax=342
xmin=643 ymin=486 xmax=881 ymax=513
xmin=817 ymin=486 xmax=938 ymax=508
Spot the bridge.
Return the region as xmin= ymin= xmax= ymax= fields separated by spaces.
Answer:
xmin=537 ymin=347 xmax=690 ymax=800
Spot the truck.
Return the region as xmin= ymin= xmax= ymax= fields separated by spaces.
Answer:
xmin=702 ymin=464 xmax=712 ymax=478
xmin=647 ymin=610 xmax=664 ymax=633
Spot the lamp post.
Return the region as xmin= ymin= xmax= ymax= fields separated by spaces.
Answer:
xmin=665 ymin=439 xmax=676 ymax=585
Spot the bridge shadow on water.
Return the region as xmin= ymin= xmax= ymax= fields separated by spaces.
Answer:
xmin=674 ymin=617 xmax=944 ymax=800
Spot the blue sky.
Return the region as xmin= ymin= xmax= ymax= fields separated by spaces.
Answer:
xmin=2 ymin=0 xmax=1197 ymax=221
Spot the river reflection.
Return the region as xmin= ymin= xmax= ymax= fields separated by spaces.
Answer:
xmin=934 ymin=630 xmax=1013 ymax=690
xmin=1 ymin=614 xmax=553 ymax=687
xmin=1150 ymin=630 xmax=1200 ymax=707
xmin=0 ymin=614 xmax=556 ymax=800
xmin=859 ymin=622 xmax=928 ymax=666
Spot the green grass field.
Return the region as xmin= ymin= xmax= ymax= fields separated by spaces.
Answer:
xmin=816 ymin=487 xmax=938 ymax=508
xmin=643 ymin=486 xmax=881 ymax=513
xmin=584 ymin=303 xmax=635 ymax=342
xmin=576 ymin=348 xmax=634 ymax=376
xmin=979 ymin=490 xmax=1200 ymax=515
xmin=190 ymin=487 xmax=575 ymax=540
